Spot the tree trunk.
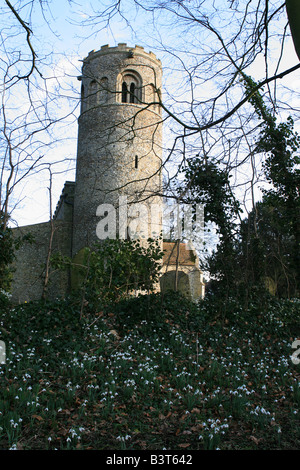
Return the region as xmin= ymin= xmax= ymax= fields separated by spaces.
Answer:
xmin=285 ymin=0 xmax=300 ymax=61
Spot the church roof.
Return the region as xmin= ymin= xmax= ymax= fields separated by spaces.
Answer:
xmin=163 ymin=241 xmax=198 ymax=267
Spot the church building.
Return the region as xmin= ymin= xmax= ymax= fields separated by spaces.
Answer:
xmin=11 ymin=44 xmax=205 ymax=303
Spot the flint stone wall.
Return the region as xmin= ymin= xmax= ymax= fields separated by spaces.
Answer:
xmin=11 ymin=219 xmax=72 ymax=303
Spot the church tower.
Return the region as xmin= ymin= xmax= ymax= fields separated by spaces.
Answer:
xmin=72 ymin=44 xmax=163 ymax=256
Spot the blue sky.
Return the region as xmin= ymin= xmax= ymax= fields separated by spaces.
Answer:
xmin=3 ymin=1 xmax=299 ymax=227
xmin=5 ymin=1 xmax=168 ymax=227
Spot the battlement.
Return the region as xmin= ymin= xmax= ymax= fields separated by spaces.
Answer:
xmin=83 ymin=43 xmax=161 ymax=65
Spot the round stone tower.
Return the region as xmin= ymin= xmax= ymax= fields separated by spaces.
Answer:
xmin=72 ymin=43 xmax=163 ymax=256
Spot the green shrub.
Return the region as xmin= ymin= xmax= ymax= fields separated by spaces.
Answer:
xmin=78 ymin=238 xmax=163 ymax=308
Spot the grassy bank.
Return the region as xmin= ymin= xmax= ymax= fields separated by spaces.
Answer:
xmin=0 ymin=292 xmax=299 ymax=450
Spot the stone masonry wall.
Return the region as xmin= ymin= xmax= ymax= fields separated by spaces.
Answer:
xmin=11 ymin=219 xmax=72 ymax=303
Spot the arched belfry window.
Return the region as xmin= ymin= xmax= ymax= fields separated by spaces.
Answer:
xmin=99 ymin=77 xmax=109 ymax=103
xmin=120 ymin=70 xmax=142 ymax=104
xmin=122 ymin=82 xmax=128 ymax=103
xmin=88 ymin=79 xmax=98 ymax=107
xmin=130 ymin=83 xmax=136 ymax=103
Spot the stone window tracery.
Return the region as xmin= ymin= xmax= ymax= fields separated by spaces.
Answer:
xmin=120 ymin=70 xmax=142 ymax=104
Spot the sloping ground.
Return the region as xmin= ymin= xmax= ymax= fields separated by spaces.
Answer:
xmin=0 ymin=293 xmax=299 ymax=450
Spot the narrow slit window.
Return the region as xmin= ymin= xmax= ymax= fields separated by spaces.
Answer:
xmin=122 ymin=82 xmax=128 ymax=103
xmin=135 ymin=155 xmax=138 ymax=169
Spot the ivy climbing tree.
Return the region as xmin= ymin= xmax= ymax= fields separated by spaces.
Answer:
xmin=180 ymin=157 xmax=242 ymax=295
xmin=180 ymin=74 xmax=299 ymax=300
